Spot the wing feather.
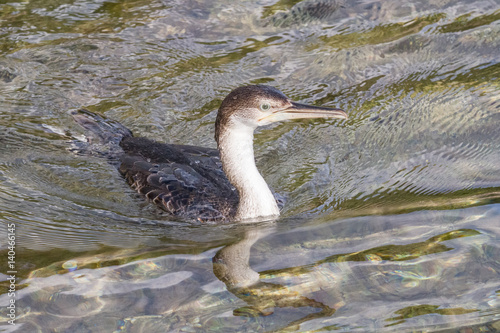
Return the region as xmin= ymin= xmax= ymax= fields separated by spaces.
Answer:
xmin=119 ymin=136 xmax=238 ymax=222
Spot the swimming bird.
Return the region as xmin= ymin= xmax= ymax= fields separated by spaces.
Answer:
xmin=73 ymin=85 xmax=347 ymax=223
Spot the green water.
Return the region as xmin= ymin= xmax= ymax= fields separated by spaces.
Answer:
xmin=0 ymin=0 xmax=499 ymax=331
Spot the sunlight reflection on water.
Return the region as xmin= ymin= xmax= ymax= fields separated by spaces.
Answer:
xmin=0 ymin=0 xmax=499 ymax=331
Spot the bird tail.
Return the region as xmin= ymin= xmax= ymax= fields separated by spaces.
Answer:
xmin=70 ymin=109 xmax=132 ymax=160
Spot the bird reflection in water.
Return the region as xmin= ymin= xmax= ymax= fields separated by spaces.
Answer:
xmin=212 ymin=226 xmax=336 ymax=327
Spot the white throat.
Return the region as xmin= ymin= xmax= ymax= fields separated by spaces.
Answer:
xmin=217 ymin=120 xmax=280 ymax=221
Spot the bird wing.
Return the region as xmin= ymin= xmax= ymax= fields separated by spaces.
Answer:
xmin=119 ymin=136 xmax=239 ymax=223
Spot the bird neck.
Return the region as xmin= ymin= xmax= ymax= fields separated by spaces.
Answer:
xmin=217 ymin=121 xmax=280 ymax=221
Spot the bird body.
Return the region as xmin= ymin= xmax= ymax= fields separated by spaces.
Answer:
xmin=118 ymin=136 xmax=238 ymax=222
xmin=73 ymin=85 xmax=347 ymax=223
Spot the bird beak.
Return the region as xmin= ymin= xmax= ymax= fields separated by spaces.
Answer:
xmin=259 ymin=101 xmax=348 ymax=124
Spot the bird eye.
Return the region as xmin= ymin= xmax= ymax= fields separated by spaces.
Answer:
xmin=260 ymin=103 xmax=271 ymax=111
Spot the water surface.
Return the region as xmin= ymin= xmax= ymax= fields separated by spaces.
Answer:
xmin=0 ymin=0 xmax=500 ymax=331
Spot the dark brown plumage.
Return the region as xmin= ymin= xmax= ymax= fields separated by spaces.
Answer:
xmin=118 ymin=136 xmax=239 ymax=222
